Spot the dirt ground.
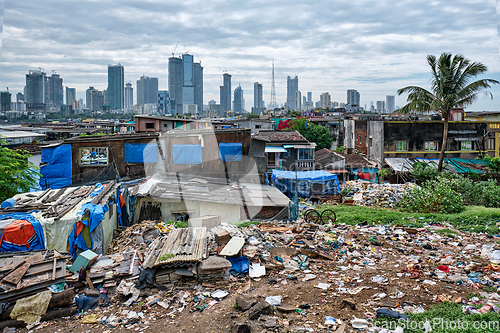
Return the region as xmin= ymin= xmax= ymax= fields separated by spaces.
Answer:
xmin=15 ymin=223 xmax=496 ymax=333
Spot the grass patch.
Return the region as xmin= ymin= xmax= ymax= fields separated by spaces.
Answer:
xmin=231 ymin=220 xmax=261 ymax=228
xmin=165 ymin=220 xmax=188 ymax=228
xmin=316 ymin=205 xmax=500 ymax=234
xmin=375 ymin=302 xmax=500 ymax=333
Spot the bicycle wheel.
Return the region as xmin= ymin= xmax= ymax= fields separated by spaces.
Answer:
xmin=320 ymin=209 xmax=336 ymax=224
xmin=304 ymin=210 xmax=320 ymax=223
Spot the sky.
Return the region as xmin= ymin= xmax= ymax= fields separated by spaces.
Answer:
xmin=0 ymin=0 xmax=499 ymax=111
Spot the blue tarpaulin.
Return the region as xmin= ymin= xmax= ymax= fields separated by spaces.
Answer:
xmin=68 ymin=202 xmax=108 ymax=259
xmin=227 ymin=256 xmax=250 ymax=275
xmin=219 ymin=143 xmax=242 ymax=162
xmin=272 ymin=170 xmax=341 ymax=198
xmin=0 ymin=213 xmax=46 ymax=252
xmin=172 ymin=144 xmax=203 ymax=164
xmin=124 ymin=143 xmax=158 ymax=163
xmin=39 ymin=144 xmax=72 ymax=190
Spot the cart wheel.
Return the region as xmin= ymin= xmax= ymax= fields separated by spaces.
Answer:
xmin=304 ymin=210 xmax=320 ymax=223
xmin=320 ymin=209 xmax=336 ymax=224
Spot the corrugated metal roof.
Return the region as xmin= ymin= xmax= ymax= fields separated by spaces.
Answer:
xmin=154 ymin=227 xmax=207 ymax=267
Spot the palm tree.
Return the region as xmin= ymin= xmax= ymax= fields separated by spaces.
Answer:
xmin=398 ymin=53 xmax=499 ymax=171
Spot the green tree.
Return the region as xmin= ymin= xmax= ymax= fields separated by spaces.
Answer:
xmin=292 ymin=117 xmax=333 ymax=150
xmin=0 ymin=143 xmax=40 ymax=202
xmin=246 ymin=113 xmax=260 ymax=119
xmin=289 ymin=111 xmax=302 ymax=117
xmin=398 ymin=53 xmax=499 ymax=171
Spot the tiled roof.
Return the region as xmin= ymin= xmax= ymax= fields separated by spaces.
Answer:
xmin=253 ymin=130 xmax=308 ymax=143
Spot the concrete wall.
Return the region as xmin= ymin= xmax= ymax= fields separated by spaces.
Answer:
xmin=344 ymin=120 xmax=355 ymax=152
xmin=367 ymin=121 xmax=384 ymax=168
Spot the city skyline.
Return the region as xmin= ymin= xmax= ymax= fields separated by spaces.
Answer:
xmin=0 ymin=0 xmax=499 ymax=111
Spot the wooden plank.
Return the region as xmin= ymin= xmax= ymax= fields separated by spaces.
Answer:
xmin=52 ymin=257 xmax=57 ymax=280
xmin=2 ymin=262 xmax=30 ymax=285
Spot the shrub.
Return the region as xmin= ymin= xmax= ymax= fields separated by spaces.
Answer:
xmin=397 ymin=178 xmax=464 ymax=214
xmin=411 ymin=162 xmax=439 ymax=184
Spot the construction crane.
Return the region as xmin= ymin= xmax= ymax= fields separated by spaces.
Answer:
xmin=171 ymin=42 xmax=179 ymax=57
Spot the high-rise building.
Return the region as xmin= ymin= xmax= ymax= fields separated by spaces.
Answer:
xmin=16 ymin=92 xmax=24 ymax=102
xmin=307 ymin=92 xmax=312 ymax=102
xmin=386 ymin=95 xmax=395 ymax=113
xmin=66 ymin=87 xmax=76 ymax=105
xmin=168 ymin=54 xmax=203 ymax=114
xmin=124 ymin=82 xmax=133 ymax=108
xmin=220 ymin=73 xmax=231 ymax=112
xmin=158 ymin=90 xmax=170 ymax=114
xmin=86 ymin=87 xmax=104 ymax=112
xmin=320 ymin=92 xmax=331 ymax=109
xmin=107 ymin=64 xmax=124 ymax=110
xmin=25 ymin=69 xmax=46 ymax=110
xmin=46 ymin=73 xmax=63 ymax=107
xmin=0 ymin=91 xmax=11 ymax=112
xmin=295 ymin=91 xmax=302 ymax=111
xmin=136 ymin=75 xmax=158 ymax=105
xmin=233 ymin=85 xmax=243 ymax=113
xmin=347 ymin=89 xmax=360 ymax=106
xmin=376 ymin=101 xmax=385 ymax=113
xmin=252 ymin=82 xmax=265 ymax=114
xmin=286 ymin=76 xmax=298 ymax=110
xmin=194 ymin=62 xmax=203 ymax=115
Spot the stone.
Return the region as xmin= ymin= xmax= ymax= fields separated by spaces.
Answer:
xmin=232 ymin=321 xmax=252 ymax=333
xmin=340 ymin=298 xmax=356 ymax=310
xmin=261 ymin=316 xmax=278 ymax=329
xmin=248 ymin=300 xmax=275 ymax=320
xmin=236 ymin=295 xmax=259 ymax=311
xmin=276 ymin=304 xmax=297 ymax=312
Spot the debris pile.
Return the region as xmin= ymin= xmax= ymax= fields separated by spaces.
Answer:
xmin=343 ymin=180 xmax=417 ymax=208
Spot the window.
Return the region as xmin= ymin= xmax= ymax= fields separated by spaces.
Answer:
xmin=369 ymin=138 xmax=372 ymax=147
xmin=255 ymin=125 xmax=261 ymax=129
xmin=425 ymin=141 xmax=438 ymax=151
xmin=298 ymin=148 xmax=314 ymax=160
xmin=80 ymin=147 xmax=108 ymax=166
xmin=396 ymin=141 xmax=407 ymax=151
xmin=282 ymin=148 xmax=292 ymax=159
xmin=461 ymin=141 xmax=472 ymax=150
xmin=145 ymin=122 xmax=154 ymax=129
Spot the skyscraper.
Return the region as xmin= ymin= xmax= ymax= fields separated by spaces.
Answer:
xmin=347 ymin=89 xmax=360 ymax=106
xmin=233 ymin=85 xmax=243 ymax=113
xmin=125 ymin=82 xmax=133 ymax=108
xmin=376 ymin=101 xmax=385 ymax=113
xmin=46 ymin=73 xmax=63 ymax=107
xmin=220 ymin=73 xmax=231 ymax=112
xmin=66 ymin=87 xmax=76 ymax=105
xmin=136 ymin=76 xmax=158 ymax=105
xmin=295 ymin=91 xmax=302 ymax=111
xmin=86 ymin=87 xmax=104 ymax=112
xmin=0 ymin=92 xmax=11 ymax=112
xmin=107 ymin=64 xmax=124 ymax=110
xmin=307 ymin=92 xmax=312 ymax=102
xmin=386 ymin=95 xmax=395 ymax=113
xmin=158 ymin=90 xmax=170 ymax=114
xmin=252 ymin=82 xmax=264 ymax=114
xmin=286 ymin=76 xmax=298 ymax=110
xmin=168 ymin=54 xmax=203 ymax=114
xmin=25 ymin=69 xmax=46 ymax=111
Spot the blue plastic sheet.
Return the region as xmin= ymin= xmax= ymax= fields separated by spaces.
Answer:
xmin=39 ymin=144 xmax=72 ymax=190
xmin=0 ymin=213 xmax=46 ymax=252
xmin=172 ymin=145 xmax=202 ymax=164
xmin=68 ymin=203 xmax=108 ymax=258
xmin=227 ymin=256 xmax=250 ymax=275
xmin=124 ymin=143 xmax=158 ymax=163
xmin=219 ymin=143 xmax=242 ymax=162
xmin=272 ymin=170 xmax=341 ymax=198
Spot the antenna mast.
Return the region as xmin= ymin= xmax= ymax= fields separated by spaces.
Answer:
xmin=270 ymin=60 xmax=277 ymax=110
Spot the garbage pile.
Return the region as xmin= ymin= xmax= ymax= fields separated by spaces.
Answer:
xmin=4 ymin=215 xmax=500 ymax=332
xmin=342 ymin=180 xmax=417 ymax=208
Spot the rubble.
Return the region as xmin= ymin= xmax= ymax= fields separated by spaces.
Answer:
xmin=342 ymin=180 xmax=417 ymax=208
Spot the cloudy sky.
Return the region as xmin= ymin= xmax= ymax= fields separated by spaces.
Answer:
xmin=0 ymin=0 xmax=499 ymax=111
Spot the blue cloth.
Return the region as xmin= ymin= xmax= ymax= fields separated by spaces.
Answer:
xmin=271 ymin=170 xmax=341 ymax=198
xmin=172 ymin=145 xmax=202 ymax=164
xmin=124 ymin=143 xmax=158 ymax=163
xmin=227 ymin=256 xmax=250 ymax=275
xmin=0 ymin=213 xmax=46 ymax=252
xmin=39 ymin=144 xmax=72 ymax=190
xmin=219 ymin=143 xmax=242 ymax=162
xmin=68 ymin=203 xmax=108 ymax=258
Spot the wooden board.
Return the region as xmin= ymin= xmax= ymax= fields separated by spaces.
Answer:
xmin=2 ymin=262 xmax=30 ymax=285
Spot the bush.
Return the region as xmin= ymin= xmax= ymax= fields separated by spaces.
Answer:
xmin=411 ymin=162 xmax=438 ymax=184
xmin=397 ymin=178 xmax=464 ymax=214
